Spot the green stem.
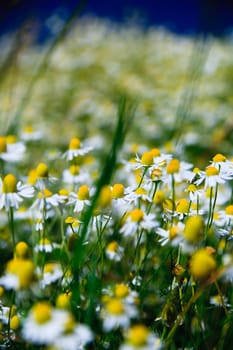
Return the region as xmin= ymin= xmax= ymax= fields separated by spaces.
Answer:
xmin=9 ymin=207 xmax=16 ymax=250
xmin=146 ymin=180 xmax=160 ymax=214
xmin=137 ymin=166 xmax=148 ymax=189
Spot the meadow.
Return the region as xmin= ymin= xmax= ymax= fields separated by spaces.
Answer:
xmin=0 ymin=16 xmax=233 ymax=349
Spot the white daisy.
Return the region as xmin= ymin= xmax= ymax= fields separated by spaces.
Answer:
xmin=38 ymin=262 xmax=63 ymax=288
xmin=105 ymin=241 xmax=124 ymax=262
xmin=120 ymin=208 xmax=158 ymax=238
xmin=32 ymin=188 xmax=64 ymax=212
xmin=120 ymin=324 xmax=162 ymax=350
xmin=124 ymin=185 xmax=152 ymax=206
xmin=22 ymin=302 xmax=70 ymax=345
xmin=62 ymin=166 xmax=91 ymax=187
xmin=0 ymin=174 xmax=34 ymax=211
xmin=53 ymin=319 xmax=93 ymax=350
xmin=68 ymin=184 xmax=91 ymax=213
xmin=20 ymin=125 xmax=43 ymax=141
xmin=195 ymin=165 xmax=233 ymax=189
xmin=0 ymin=258 xmax=35 ymax=290
xmin=0 ymin=136 xmax=25 ymax=163
xmin=63 ymin=137 xmax=92 ymax=161
xmin=101 ymin=297 xmax=138 ymax=332
xmin=156 ymin=222 xmax=184 ymax=246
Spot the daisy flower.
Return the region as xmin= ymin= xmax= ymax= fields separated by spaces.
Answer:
xmin=62 ymin=165 xmax=91 ymax=187
xmin=105 ymin=241 xmax=124 ymax=261
xmin=101 ymin=297 xmax=138 ymax=332
xmin=185 ymin=183 xmax=204 ymax=203
xmin=0 ymin=257 xmax=35 ymax=290
xmin=216 ymin=204 xmax=233 ymax=226
xmin=20 ymin=125 xmax=43 ymax=141
xmin=165 ymin=158 xmax=195 ymax=185
xmin=34 ymin=238 xmax=56 ymax=253
xmin=68 ymin=184 xmax=91 ymax=213
xmin=156 ymin=222 xmax=184 ymax=246
xmin=37 ymin=262 xmax=63 ymax=288
xmin=194 ymin=165 xmax=233 ymax=189
xmin=120 ymin=324 xmax=162 ymax=350
xmin=210 ymin=153 xmax=233 ymax=174
xmin=62 ymin=137 xmax=92 ymax=161
xmin=32 ymin=188 xmax=65 ymax=212
xmin=0 ymin=174 xmax=34 ymax=211
xmin=124 ymin=186 xmax=152 ymax=206
xmin=111 ymin=183 xmax=130 ymax=217
xmin=34 ymin=162 xmax=57 ymax=190
xmin=209 ymin=294 xmax=231 ymax=308
xmin=0 ymin=135 xmax=25 ymax=163
xmin=134 ymin=148 xmax=171 ymax=171
xmin=53 ymin=315 xmax=93 ymax=350
xmin=22 ymin=302 xmax=70 ymax=345
xmin=120 ymin=208 xmax=158 ymax=238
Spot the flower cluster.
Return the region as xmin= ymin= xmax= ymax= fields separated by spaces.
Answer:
xmin=0 ymin=17 xmax=233 ymax=350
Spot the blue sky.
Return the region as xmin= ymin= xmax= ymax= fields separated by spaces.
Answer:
xmin=0 ymin=0 xmax=233 ymax=40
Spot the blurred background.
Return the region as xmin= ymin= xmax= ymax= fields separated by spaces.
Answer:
xmin=0 ymin=0 xmax=233 ymax=42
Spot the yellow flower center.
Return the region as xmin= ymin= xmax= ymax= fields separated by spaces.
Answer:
xmin=15 ymin=241 xmax=29 ymax=259
xmin=64 ymin=315 xmax=75 ymax=333
xmin=225 ymin=205 xmax=233 ymax=215
xmin=190 ymin=248 xmax=216 ymax=281
xmin=106 ymin=298 xmax=124 ymax=315
xmin=187 ymin=184 xmax=197 ymax=192
xmin=77 ymin=184 xmax=89 ymax=200
xmin=212 ymin=153 xmax=226 ymax=163
xmin=10 ymin=315 xmax=20 ymax=330
xmin=36 ymin=163 xmax=49 ymax=178
xmin=112 ymin=183 xmax=125 ymax=199
xmin=0 ymin=136 xmax=7 ymax=153
xmin=129 ymin=208 xmax=144 ymax=222
xmin=32 ymin=302 xmax=52 ymax=324
xmin=6 ymin=135 xmax=17 ymax=144
xmin=141 ymin=151 xmax=154 ymax=166
xmin=69 ymin=137 xmax=81 ymax=150
xmin=193 ymin=167 xmax=200 ymax=174
xmin=98 ymin=185 xmax=112 ymax=208
xmin=166 ymin=159 xmax=180 ymax=174
xmin=23 ymin=125 xmax=34 ymax=133
xmin=38 ymin=188 xmax=52 ymax=199
xmin=153 ymin=190 xmax=165 ymax=204
xmin=7 ymin=258 xmax=35 ymax=289
xmin=127 ymin=325 xmax=149 ymax=346
xmin=163 ymin=198 xmax=174 ymax=212
xmin=176 ymin=198 xmax=189 ymax=213
xmin=114 ymin=284 xmax=129 ymax=298
xmin=65 ymin=216 xmax=76 ymax=224
xmin=56 ymin=293 xmax=71 ymax=309
xmin=151 ymin=168 xmax=162 ymax=179
xmin=38 ymin=238 xmax=51 ymax=245
xmin=44 ymin=263 xmax=56 ymax=273
xmin=28 ymin=169 xmax=37 ymax=185
xmin=106 ymin=241 xmax=118 ymax=253
xmin=2 ymin=174 xmax=17 ymax=193
xmin=135 ymin=187 xmax=147 ymax=196
xmin=169 ymin=226 xmax=178 ymax=240
xmin=59 ymin=188 xmax=69 ymax=196
xmin=151 ymin=148 xmax=161 ymax=157
xmin=183 ymin=215 xmax=204 ymax=243
xmin=69 ymin=165 xmax=80 ymax=175
xmin=205 ymin=166 xmax=219 ymax=177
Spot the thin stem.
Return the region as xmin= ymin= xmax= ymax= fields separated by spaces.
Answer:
xmin=146 ymin=180 xmax=160 ymax=214
xmin=9 ymin=207 xmax=16 ymax=250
